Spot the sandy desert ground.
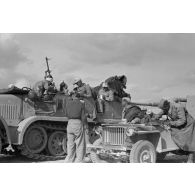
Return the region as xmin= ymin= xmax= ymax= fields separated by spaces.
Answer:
xmin=0 ymin=153 xmax=188 ymax=163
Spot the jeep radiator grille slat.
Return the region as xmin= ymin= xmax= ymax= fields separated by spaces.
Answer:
xmin=103 ymin=126 xmax=126 ymax=145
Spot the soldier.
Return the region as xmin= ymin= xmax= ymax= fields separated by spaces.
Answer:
xmin=64 ymin=93 xmax=88 ymax=163
xmin=155 ymin=99 xmax=195 ymax=163
xmin=97 ymin=82 xmax=114 ymax=112
xmin=29 ymin=75 xmax=56 ymax=101
xmin=59 ymin=81 xmax=69 ymax=95
xmin=122 ymin=97 xmax=143 ymax=124
xmin=73 ymin=78 xmax=92 ymax=98
xmin=105 ymin=75 xmax=130 ymax=99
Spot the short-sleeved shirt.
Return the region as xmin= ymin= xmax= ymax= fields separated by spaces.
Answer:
xmin=66 ymin=98 xmax=84 ymax=119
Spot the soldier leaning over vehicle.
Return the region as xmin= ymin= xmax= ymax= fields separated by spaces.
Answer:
xmin=64 ymin=93 xmax=88 ymax=163
xmin=29 ymin=75 xmax=57 ymax=101
xmin=122 ymin=97 xmax=143 ymax=124
xmin=155 ymin=99 xmax=195 ymax=163
xmin=105 ymin=75 xmax=130 ymax=99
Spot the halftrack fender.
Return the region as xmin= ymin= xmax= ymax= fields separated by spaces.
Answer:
xmin=0 ymin=115 xmax=12 ymax=145
xmin=17 ymin=116 xmax=68 ymax=145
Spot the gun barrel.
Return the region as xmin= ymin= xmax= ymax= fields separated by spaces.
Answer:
xmin=173 ymin=97 xmax=187 ymax=102
xmin=131 ymin=102 xmax=159 ymax=107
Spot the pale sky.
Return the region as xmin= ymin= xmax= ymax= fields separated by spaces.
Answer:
xmin=0 ymin=33 xmax=195 ymax=101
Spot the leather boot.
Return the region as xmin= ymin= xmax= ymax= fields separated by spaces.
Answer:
xmin=187 ymin=153 xmax=194 ymax=163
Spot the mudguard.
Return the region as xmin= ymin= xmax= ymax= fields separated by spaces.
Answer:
xmin=17 ymin=115 xmax=68 ymax=145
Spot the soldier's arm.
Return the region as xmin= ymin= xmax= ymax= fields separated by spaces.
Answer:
xmin=82 ymin=84 xmax=92 ymax=98
xmin=131 ymin=117 xmax=141 ymax=124
xmin=81 ymin=102 xmax=88 ymax=129
xmin=153 ymin=110 xmax=164 ymax=120
xmin=170 ymin=106 xmax=186 ymax=127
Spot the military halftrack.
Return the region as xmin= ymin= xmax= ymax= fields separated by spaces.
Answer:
xmin=87 ymin=96 xmax=195 ymax=163
xmin=0 ymin=85 xmax=123 ymax=160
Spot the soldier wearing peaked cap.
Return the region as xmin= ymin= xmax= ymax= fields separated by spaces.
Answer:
xmin=73 ymin=78 xmax=92 ymax=98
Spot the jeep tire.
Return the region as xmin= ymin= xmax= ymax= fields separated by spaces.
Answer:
xmin=130 ymin=140 xmax=156 ymax=163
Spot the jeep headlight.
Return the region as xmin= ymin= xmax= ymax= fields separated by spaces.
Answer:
xmin=126 ymin=128 xmax=135 ymax=136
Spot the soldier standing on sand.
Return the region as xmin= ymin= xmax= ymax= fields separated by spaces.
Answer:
xmin=64 ymin=93 xmax=88 ymax=163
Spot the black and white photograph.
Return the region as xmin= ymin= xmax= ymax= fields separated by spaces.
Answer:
xmin=1 ymin=33 xmax=195 ymax=163
xmin=1 ymin=1 xmax=195 ymax=195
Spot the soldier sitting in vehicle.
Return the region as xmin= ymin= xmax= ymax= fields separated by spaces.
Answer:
xmin=122 ymin=97 xmax=143 ymax=124
xmin=155 ymin=99 xmax=195 ymax=163
xmin=97 ymin=82 xmax=114 ymax=113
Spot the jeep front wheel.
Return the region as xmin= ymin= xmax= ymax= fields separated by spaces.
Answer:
xmin=130 ymin=140 xmax=156 ymax=163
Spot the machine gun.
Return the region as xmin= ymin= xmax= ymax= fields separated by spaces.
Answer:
xmin=44 ymin=57 xmax=52 ymax=79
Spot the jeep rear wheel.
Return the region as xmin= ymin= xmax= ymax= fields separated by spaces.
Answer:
xmin=130 ymin=140 xmax=156 ymax=163
xmin=90 ymin=138 xmax=112 ymax=163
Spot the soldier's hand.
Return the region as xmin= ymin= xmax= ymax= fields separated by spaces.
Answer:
xmin=164 ymin=124 xmax=171 ymax=131
xmin=85 ymin=128 xmax=89 ymax=135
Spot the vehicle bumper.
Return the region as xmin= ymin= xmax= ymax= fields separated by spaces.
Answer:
xmin=87 ymin=143 xmax=127 ymax=151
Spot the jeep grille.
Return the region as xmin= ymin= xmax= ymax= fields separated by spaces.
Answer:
xmin=103 ymin=126 xmax=126 ymax=145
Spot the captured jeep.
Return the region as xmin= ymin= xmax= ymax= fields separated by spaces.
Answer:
xmin=88 ymin=96 xmax=195 ymax=163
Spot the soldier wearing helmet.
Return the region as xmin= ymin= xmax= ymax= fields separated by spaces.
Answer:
xmin=73 ymin=78 xmax=92 ymax=98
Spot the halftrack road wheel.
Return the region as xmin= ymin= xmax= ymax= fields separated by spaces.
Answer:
xmin=47 ymin=131 xmax=67 ymax=156
xmin=24 ymin=125 xmax=48 ymax=154
xmin=130 ymin=140 xmax=156 ymax=163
